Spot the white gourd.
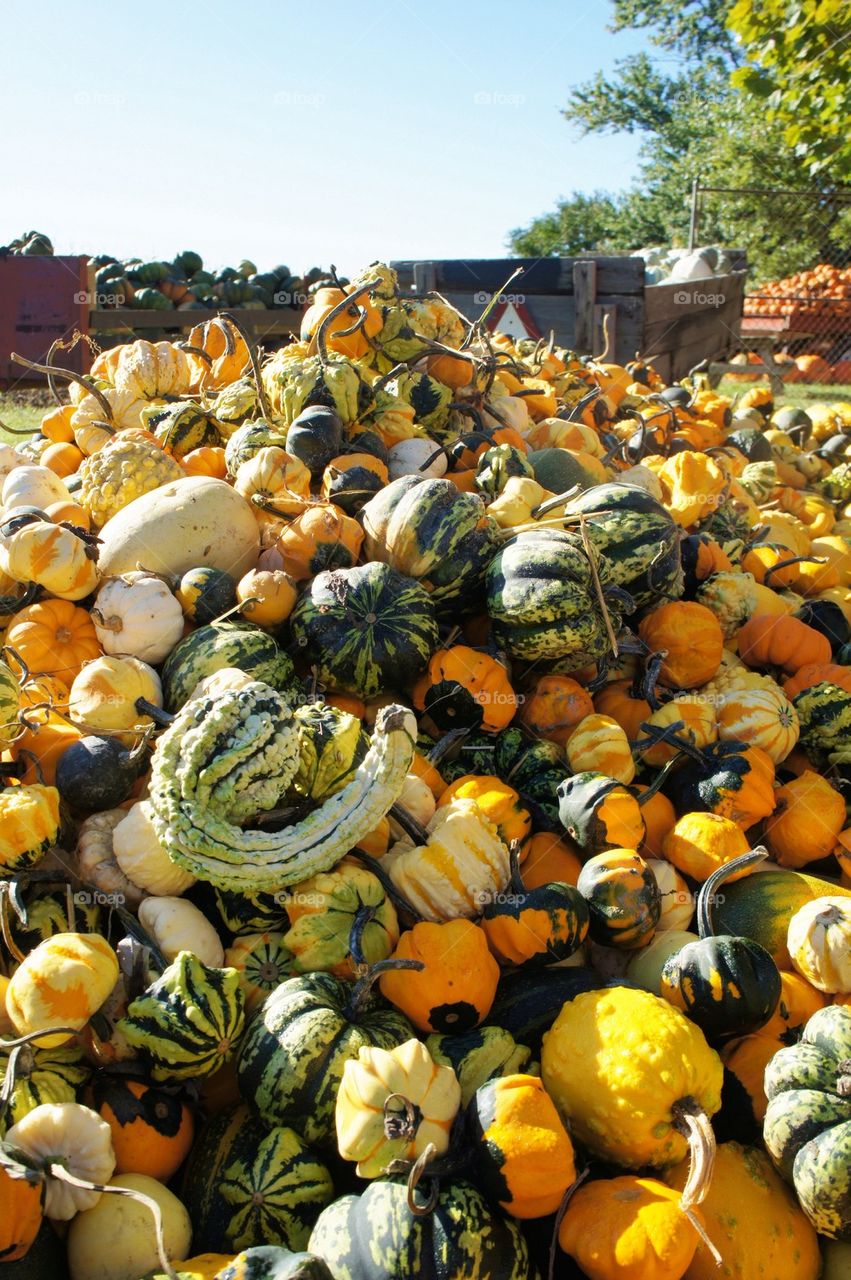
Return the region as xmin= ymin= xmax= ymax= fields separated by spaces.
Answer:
xmin=138 ymin=897 xmax=224 ymax=967
xmin=113 ymin=801 xmax=195 ymax=896
xmin=92 ymin=573 xmax=184 ymax=663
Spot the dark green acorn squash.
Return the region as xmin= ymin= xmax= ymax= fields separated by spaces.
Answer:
xmin=660 ymin=850 xmax=782 ymax=1042
xmin=795 ymin=600 xmax=850 ymax=654
xmin=289 ymin=562 xmax=438 ymax=698
xmin=236 ymin=969 xmax=414 ymax=1148
xmin=436 ymin=728 xmax=566 ymax=828
xmin=359 ymin=474 xmax=500 ymax=613
xmin=482 ymin=844 xmax=589 ymax=967
xmin=55 ymin=735 xmax=145 ymax=811
xmin=561 ymin=482 xmax=683 ymax=610
xmin=161 ymin=621 xmax=298 ymax=712
xmin=177 ymin=567 xmax=238 ymax=625
xmin=577 ymin=848 xmax=661 ymax=950
xmin=727 ymin=426 xmax=773 ymax=462
xmin=183 ymin=1104 xmax=334 ymax=1255
xmin=557 ymin=771 xmax=645 ymax=856
xmin=485 ymin=528 xmax=624 ymax=664
xmin=284 ymin=406 xmax=344 ymax=477
xmin=308 ymin=1178 xmax=536 ymax=1280
xmin=483 ymin=966 xmax=602 ymax=1052
xmin=763 ymin=1004 xmax=851 ymax=1240
xmin=425 ymin=1026 xmax=533 ymax=1107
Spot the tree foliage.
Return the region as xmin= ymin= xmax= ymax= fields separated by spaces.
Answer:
xmin=729 ymin=0 xmax=851 ymax=179
xmin=508 ymin=0 xmax=850 ymax=280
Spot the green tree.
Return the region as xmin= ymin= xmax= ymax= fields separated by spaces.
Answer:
xmin=729 ymin=0 xmax=851 ymax=180
xmin=508 ymin=0 xmax=850 ymax=280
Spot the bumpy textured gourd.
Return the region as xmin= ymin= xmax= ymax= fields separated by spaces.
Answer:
xmin=148 ymin=682 xmax=417 ymax=890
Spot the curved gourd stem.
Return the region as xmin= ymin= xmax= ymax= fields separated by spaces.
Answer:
xmin=0 ymin=1025 xmax=81 ymax=1051
xmin=402 ymin=1142 xmax=440 ymax=1216
xmin=565 ymin=387 xmax=602 ymax=424
xmin=530 ymin=485 xmax=583 ymax=519
xmin=470 ymin=267 xmax=524 ymax=334
xmin=310 ymin=278 xmax=381 ymax=367
xmin=447 ymin=403 xmax=486 ymax=432
xmin=634 ymin=748 xmax=688 ymax=804
xmin=345 ymin=850 xmax=424 ymax=925
xmin=14 ymin=747 xmax=46 ymax=787
xmin=45 ymin=337 xmax=67 ymax=408
xmin=426 ymin=726 xmax=471 ymax=768
xmin=217 ymin=311 xmax=274 ymax=425
xmin=762 ymin=555 xmax=828 ymax=586
xmin=638 ymin=650 xmax=666 ymax=710
xmin=176 ymin=342 xmax=213 ymax=368
xmin=697 ymin=846 xmax=768 ymax=939
xmin=134 ymin=697 xmax=176 ymax=729
xmin=671 ymin=1099 xmax=719 ymax=1262
xmin=10 ymin=353 xmax=114 ymax=422
xmin=343 ymin=908 xmax=424 ymax=1022
xmin=0 ymin=888 xmax=26 ymax=964
xmin=48 ymin=1164 xmax=178 ymax=1280
xmin=507 ymin=840 xmax=526 ymax=897
xmin=387 ymin=803 xmax=430 ymax=847
xmin=547 ymin=1167 xmax=590 ymax=1280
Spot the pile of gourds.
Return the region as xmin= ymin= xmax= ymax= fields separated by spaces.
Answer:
xmin=0 ymin=263 xmax=850 ymax=1280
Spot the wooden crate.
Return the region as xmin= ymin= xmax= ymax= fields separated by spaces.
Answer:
xmin=0 ymin=255 xmax=90 ymax=385
xmin=392 ymin=257 xmax=747 ymax=378
xmin=89 ymin=307 xmax=303 ymax=342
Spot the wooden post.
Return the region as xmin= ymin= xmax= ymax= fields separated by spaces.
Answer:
xmin=688 ymin=178 xmax=700 ymax=251
xmin=573 ymin=260 xmax=597 ymax=354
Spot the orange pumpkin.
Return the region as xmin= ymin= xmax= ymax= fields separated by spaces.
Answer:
xmin=5 ymin=600 xmax=101 ymax=684
xmin=41 ymin=441 xmax=85 ymax=478
xmin=39 ymin=403 xmax=76 ymax=444
xmin=522 ymin=831 xmax=582 ymax=889
xmin=0 ymin=1164 xmax=44 ymax=1262
xmin=638 ymin=602 xmax=724 ymax=689
xmin=181 ymin=446 xmax=228 ymax=478
xmin=236 ymin=569 xmax=298 ymax=628
xmin=93 ymin=1077 xmax=194 ymax=1180
xmin=275 ymin=503 xmax=364 ymax=581
xmin=519 ymin=674 xmax=593 ymax=746
xmin=737 ymin=613 xmax=831 ymax=674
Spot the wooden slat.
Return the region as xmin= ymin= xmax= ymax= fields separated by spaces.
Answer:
xmin=573 ymin=262 xmax=597 ymax=354
xmin=89 ymin=308 xmax=302 ymax=336
xmin=391 ymin=256 xmax=646 ymax=296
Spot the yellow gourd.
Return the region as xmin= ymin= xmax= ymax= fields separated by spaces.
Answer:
xmin=6 ymin=932 xmax=119 ymax=1047
xmin=567 ymin=713 xmax=635 ymax=783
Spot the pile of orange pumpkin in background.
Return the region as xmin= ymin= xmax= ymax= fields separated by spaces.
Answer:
xmin=0 ymin=262 xmax=848 ymax=1280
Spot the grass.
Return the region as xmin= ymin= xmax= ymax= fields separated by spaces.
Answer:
xmin=2 ymin=377 xmax=850 ymax=448
xmin=0 ymin=390 xmax=52 ymax=443
xmin=716 ymin=377 xmax=851 ymax=409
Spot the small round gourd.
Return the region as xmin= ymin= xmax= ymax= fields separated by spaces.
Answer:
xmin=567 ymin=713 xmax=636 ymax=783
xmin=0 ymin=1163 xmax=44 ymax=1262
xmin=379 ymin=920 xmax=499 ymax=1033
xmin=4 ymin=1101 xmax=116 ymax=1219
xmin=787 ymin=897 xmax=851 ymax=993
xmin=559 ymin=1175 xmax=702 ymax=1280
xmin=577 ymin=849 xmax=662 ymax=950
xmin=68 ymin=655 xmax=163 ymax=738
xmin=92 ymin=572 xmax=184 ymax=663
xmin=66 ymin=1172 xmax=192 ymax=1280
xmin=335 ymin=1037 xmax=461 ymax=1178
xmin=469 ymin=1073 xmax=576 ymax=1219
xmin=93 ymin=1076 xmax=194 ymax=1181
xmin=660 ymin=849 xmax=782 ymax=1041
xmin=6 ymin=932 xmax=119 ymax=1047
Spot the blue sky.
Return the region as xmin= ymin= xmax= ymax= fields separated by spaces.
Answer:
xmin=3 ymin=0 xmax=647 ymax=277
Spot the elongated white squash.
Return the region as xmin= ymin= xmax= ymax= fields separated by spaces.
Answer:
xmin=97 ymin=476 xmax=259 ymax=579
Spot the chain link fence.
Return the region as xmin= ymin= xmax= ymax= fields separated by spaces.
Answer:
xmin=689 ymin=183 xmax=851 ymax=388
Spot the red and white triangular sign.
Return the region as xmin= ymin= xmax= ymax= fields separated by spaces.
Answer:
xmin=487 ymin=297 xmax=541 ymax=340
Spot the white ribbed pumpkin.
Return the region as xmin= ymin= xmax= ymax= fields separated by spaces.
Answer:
xmin=387 ymin=438 xmax=447 ymax=481
xmin=5 ymin=1103 xmax=115 ymax=1219
xmin=92 ymin=572 xmax=185 ymax=663
xmin=787 ymin=896 xmax=851 ymax=993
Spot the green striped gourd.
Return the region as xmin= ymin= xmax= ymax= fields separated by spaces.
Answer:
xmin=161 ymin=620 xmax=298 ymax=711
xmin=359 ymin=474 xmax=500 ymax=612
xmin=289 ymin=702 xmax=368 ymax=802
xmin=289 ymin=563 xmax=438 ymax=699
xmin=485 ymin=528 xmax=624 ymax=664
xmin=308 ymin=1178 xmax=535 ymax=1280
xmin=118 ymin=949 xmax=245 ymax=1081
xmin=0 ymin=657 xmax=20 ymax=751
xmin=183 ymin=1103 xmax=334 ymax=1255
xmin=148 ymin=690 xmax=417 ymax=891
xmin=562 ymin=482 xmax=683 ymax=609
xmin=236 ymin=971 xmax=413 ymax=1149
xmin=793 ymin=682 xmax=851 ymax=760
xmin=0 ymin=1041 xmax=90 ymax=1124
xmin=763 ymin=1005 xmax=851 ymax=1239
xmin=426 ymin=1027 xmax=533 ymax=1107
xmin=141 ymin=400 xmax=222 ymax=459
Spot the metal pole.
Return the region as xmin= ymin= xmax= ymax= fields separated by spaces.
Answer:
xmin=688 ymin=177 xmax=700 ymax=251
